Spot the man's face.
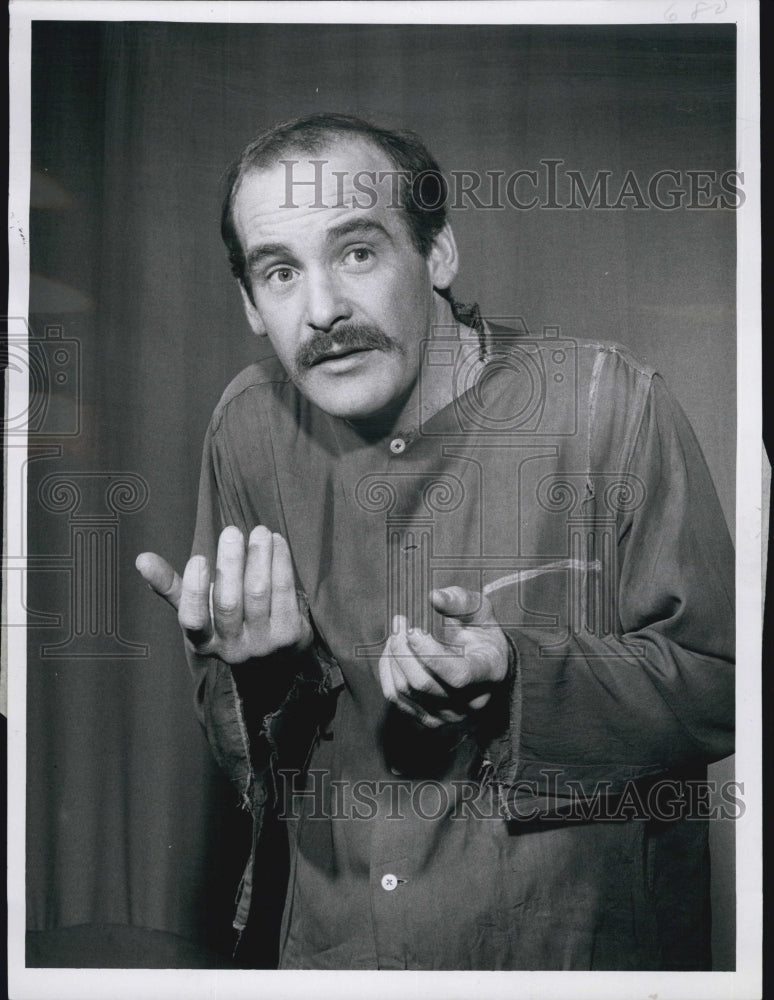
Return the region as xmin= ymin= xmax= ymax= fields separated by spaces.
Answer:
xmin=231 ymin=137 xmax=456 ymax=423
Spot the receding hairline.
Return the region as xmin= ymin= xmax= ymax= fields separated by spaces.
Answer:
xmin=229 ymin=133 xmax=405 ymax=210
xmin=222 ymin=115 xmax=450 ymax=286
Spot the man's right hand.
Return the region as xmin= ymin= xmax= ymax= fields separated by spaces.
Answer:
xmin=135 ymin=525 xmax=313 ymax=664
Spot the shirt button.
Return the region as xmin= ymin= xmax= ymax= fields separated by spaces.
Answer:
xmin=381 ymin=874 xmax=398 ymax=891
xmin=389 ymin=438 xmax=406 ymax=455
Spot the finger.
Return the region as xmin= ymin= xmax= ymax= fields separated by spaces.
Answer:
xmin=404 ymin=627 xmax=495 ymax=711
xmin=431 ymin=588 xmax=500 ymax=649
xmin=380 ymin=631 xmax=424 ymax=710
xmin=386 ymin=616 xmax=418 ymax=697
xmin=135 ymin=552 xmax=183 ymax=610
xmin=390 ymin=675 xmax=447 ymax=727
xmin=405 ymin=626 xmax=471 ymax=690
xmin=212 ymin=526 xmax=245 ymax=639
xmin=378 ymin=638 xmax=401 ymax=706
xmin=243 ymin=525 xmax=273 ymax=626
xmin=178 ymin=555 xmax=213 ymax=646
xmin=388 ymin=660 xmax=447 ymax=727
xmin=413 ymin=629 xmax=504 ymax=695
xmin=385 ymin=619 xmax=449 ymax=727
xmin=269 ymin=533 xmax=301 ymax=629
xmin=430 ymin=587 xmax=490 ymax=624
xmin=393 ymin=625 xmax=449 ymax=700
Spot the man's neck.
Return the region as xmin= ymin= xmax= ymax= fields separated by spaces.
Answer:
xmin=346 ymin=293 xmax=483 ymax=443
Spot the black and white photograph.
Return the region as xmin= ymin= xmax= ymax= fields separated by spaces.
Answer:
xmin=6 ymin=2 xmax=761 ymax=998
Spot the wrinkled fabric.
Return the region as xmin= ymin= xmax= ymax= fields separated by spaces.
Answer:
xmin=186 ymin=328 xmax=734 ymax=970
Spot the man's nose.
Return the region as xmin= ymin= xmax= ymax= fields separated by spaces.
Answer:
xmin=304 ymin=268 xmax=351 ymax=332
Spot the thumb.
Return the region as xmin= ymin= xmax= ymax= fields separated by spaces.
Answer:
xmin=430 ymin=586 xmax=492 ymax=624
xmin=136 ymin=551 xmax=183 ymax=610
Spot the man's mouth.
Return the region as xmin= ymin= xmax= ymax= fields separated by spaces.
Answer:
xmin=311 ymin=344 xmax=374 ymax=366
xmin=295 ymin=324 xmax=398 ymax=374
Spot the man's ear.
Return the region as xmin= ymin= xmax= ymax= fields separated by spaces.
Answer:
xmin=426 ymin=223 xmax=459 ymax=291
xmin=238 ymin=282 xmax=267 ymax=337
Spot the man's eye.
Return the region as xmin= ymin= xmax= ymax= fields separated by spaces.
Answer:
xmin=267 ymin=267 xmax=296 ymax=285
xmin=345 ymin=247 xmax=373 ymax=265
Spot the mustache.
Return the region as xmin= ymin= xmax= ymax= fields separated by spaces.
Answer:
xmin=295 ymin=323 xmax=400 ymax=372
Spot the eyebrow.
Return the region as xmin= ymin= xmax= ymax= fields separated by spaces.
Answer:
xmin=245 ymin=218 xmax=393 ymax=273
xmin=245 ymin=242 xmax=297 ymax=272
xmin=324 ymin=218 xmax=393 ymax=245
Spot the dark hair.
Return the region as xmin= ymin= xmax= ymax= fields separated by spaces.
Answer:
xmin=220 ymin=112 xmax=449 ymax=291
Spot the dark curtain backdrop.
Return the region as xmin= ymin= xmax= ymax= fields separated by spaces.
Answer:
xmin=25 ymin=21 xmax=737 ymax=969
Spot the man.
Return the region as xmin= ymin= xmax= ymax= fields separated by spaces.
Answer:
xmin=136 ymin=113 xmax=734 ymax=970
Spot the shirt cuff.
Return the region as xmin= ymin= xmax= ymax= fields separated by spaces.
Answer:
xmin=474 ymin=628 xmax=664 ymax=810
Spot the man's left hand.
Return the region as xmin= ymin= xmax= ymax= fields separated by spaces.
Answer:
xmin=377 ymin=587 xmax=511 ymax=728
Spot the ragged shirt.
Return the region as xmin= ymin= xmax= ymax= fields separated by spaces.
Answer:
xmin=186 ymin=326 xmax=734 ymax=970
